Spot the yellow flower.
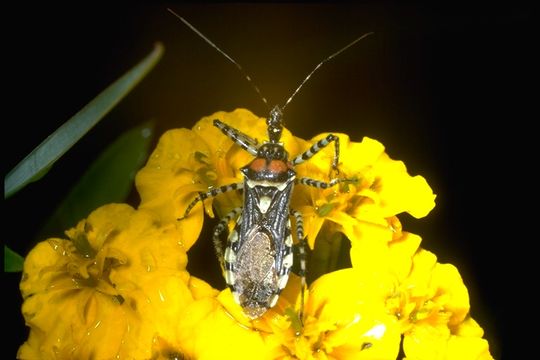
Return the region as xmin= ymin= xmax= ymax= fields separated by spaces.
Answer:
xmin=370 ymin=237 xmax=493 ymax=360
xmin=18 ymin=204 xmax=203 ymax=359
xmin=20 ymin=109 xmax=494 ymax=359
xmin=133 ymin=109 xmax=491 ymax=358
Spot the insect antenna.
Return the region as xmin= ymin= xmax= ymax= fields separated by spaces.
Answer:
xmin=281 ymin=32 xmax=374 ymax=111
xmin=167 ymin=8 xmax=270 ymax=112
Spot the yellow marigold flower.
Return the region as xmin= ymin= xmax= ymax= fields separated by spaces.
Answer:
xmin=359 ymin=234 xmax=494 ymax=360
xmin=20 ymin=109 xmax=494 ymax=359
xmin=132 ymin=109 xmax=492 ymax=358
xmin=18 ymin=204 xmax=204 ymax=359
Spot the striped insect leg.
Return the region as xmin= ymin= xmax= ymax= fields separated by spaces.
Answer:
xmin=213 ymin=120 xmax=259 ymax=156
xmin=215 ymin=207 xmax=242 ymax=284
xmin=179 ymin=182 xmax=243 ymax=220
xmin=291 ymin=134 xmax=340 ymax=171
xmin=296 ymin=177 xmax=353 ymax=189
xmin=291 ymin=209 xmax=306 ymax=323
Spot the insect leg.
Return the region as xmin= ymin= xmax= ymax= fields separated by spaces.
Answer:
xmin=291 ymin=134 xmax=340 ymax=171
xmin=213 ymin=207 xmax=243 ymax=269
xmin=296 ymin=177 xmax=353 ymax=189
xmin=213 ymin=120 xmax=259 ymax=156
xmin=179 ymin=182 xmax=244 ymax=220
xmin=290 ymin=208 xmax=306 ymax=323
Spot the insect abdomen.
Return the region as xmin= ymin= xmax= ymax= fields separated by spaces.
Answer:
xmin=225 ymin=223 xmax=293 ymax=319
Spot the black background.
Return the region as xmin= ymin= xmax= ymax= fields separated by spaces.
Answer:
xmin=5 ymin=3 xmax=533 ymax=359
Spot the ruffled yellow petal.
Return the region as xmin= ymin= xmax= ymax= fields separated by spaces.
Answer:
xmin=18 ymin=285 xmax=140 ymax=359
xmin=403 ymin=324 xmax=449 ymax=359
xmin=387 ymin=248 xmax=493 ymax=359
xmin=346 ymin=216 xmax=395 ymax=276
xmin=403 ymin=322 xmax=493 ymax=360
xmin=299 ymin=134 xmax=436 ymax=220
xmin=174 ymin=289 xmax=272 ymax=360
xmin=371 ymin=153 xmax=436 ymax=218
xmin=136 ymin=128 xmax=208 ymax=250
xmin=193 ymin=109 xmax=268 ymax=160
xmin=429 ymin=263 xmax=470 ymax=327
xmin=291 ymin=133 xmax=435 ymax=249
xmin=453 ymin=317 xmax=485 ymax=337
xmin=259 ymin=269 xmax=401 ymax=359
xmin=403 ymin=249 xmax=439 ymax=299
xmin=387 ymin=231 xmax=422 ymax=281
xmin=445 ymin=336 xmax=493 ymax=360
xmin=18 ymin=204 xmax=195 ymax=359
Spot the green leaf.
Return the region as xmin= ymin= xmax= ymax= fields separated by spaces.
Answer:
xmin=4 ymin=245 xmax=24 ymax=272
xmin=39 ymin=122 xmax=154 ymax=238
xmin=4 ymin=43 xmax=164 ymax=199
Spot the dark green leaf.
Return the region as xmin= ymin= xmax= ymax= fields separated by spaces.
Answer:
xmin=39 ymin=122 xmax=154 ymax=238
xmin=4 ymin=43 xmax=164 ymax=199
xmin=4 ymin=245 xmax=24 ymax=272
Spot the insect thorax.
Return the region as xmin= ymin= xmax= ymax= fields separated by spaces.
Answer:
xmin=241 ymin=142 xmax=295 ymax=182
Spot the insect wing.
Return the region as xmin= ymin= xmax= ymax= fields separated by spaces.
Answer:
xmin=226 ymin=180 xmax=294 ymax=318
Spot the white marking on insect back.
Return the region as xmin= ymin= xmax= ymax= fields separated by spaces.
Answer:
xmin=285 ymin=220 xmax=293 ymax=247
xmin=224 ymin=247 xmax=236 ymax=263
xmin=278 ymin=273 xmax=290 ymax=290
xmin=285 ymin=234 xmax=293 ymax=247
xmin=283 ymin=252 xmax=293 ymax=269
xmin=225 ymin=270 xmax=235 ymax=285
xmin=259 ymin=196 xmax=272 ymax=213
xmin=269 ymin=294 xmax=279 ymax=307
xmin=229 ymin=230 xmax=239 ymax=243
xmin=233 ymin=291 xmax=241 ymax=305
xmin=246 ymin=179 xmax=293 ymax=190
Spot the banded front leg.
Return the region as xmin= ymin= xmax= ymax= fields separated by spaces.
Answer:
xmin=291 ymin=134 xmax=341 ymax=171
xmin=179 ymin=182 xmax=244 ymax=220
xmin=213 ymin=119 xmax=259 ymax=156
xmin=291 ymin=208 xmax=307 ymax=323
xmin=296 ymin=177 xmax=353 ymax=189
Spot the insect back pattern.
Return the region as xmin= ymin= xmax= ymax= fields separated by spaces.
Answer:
xmin=170 ymin=9 xmax=371 ymax=320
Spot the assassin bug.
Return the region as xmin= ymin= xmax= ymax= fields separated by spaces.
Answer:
xmin=169 ymin=9 xmax=372 ymax=319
